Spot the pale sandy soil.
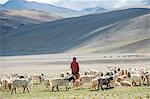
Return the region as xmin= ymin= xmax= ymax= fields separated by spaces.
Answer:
xmin=0 ymin=53 xmax=150 ymax=78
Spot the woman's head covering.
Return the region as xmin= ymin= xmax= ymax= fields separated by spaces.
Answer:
xmin=73 ymin=57 xmax=76 ymax=61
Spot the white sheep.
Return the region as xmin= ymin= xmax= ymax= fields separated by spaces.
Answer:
xmin=11 ymin=77 xmax=32 ymax=94
xmin=31 ymin=74 xmax=44 ymax=84
xmin=80 ymin=73 xmax=102 ymax=88
xmin=91 ymin=77 xmax=99 ymax=90
xmin=44 ymin=78 xmax=51 ymax=91
xmin=73 ymin=79 xmax=82 ymax=89
xmin=129 ymin=67 xmax=141 ymax=74
xmin=60 ymin=71 xmax=72 ymax=78
xmin=85 ymin=69 xmax=100 ymax=75
xmin=51 ymin=75 xmax=75 ymax=91
xmin=84 ymin=70 xmax=90 ymax=75
xmin=60 ymin=72 xmax=65 ymax=77
xmin=131 ymin=73 xmax=144 ymax=86
xmin=66 ymin=71 xmax=72 ymax=76
xmin=118 ymin=69 xmax=128 ymax=76
xmin=1 ymin=77 xmax=12 ymax=91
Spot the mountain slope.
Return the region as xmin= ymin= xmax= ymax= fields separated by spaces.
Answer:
xmin=1 ymin=8 xmax=150 ymax=56
xmin=82 ymin=7 xmax=106 ymax=14
xmin=0 ymin=10 xmax=62 ymax=23
xmin=0 ymin=0 xmax=82 ymax=18
xmin=0 ymin=9 xmax=61 ymax=34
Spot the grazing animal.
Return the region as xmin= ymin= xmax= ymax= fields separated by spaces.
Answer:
xmin=85 ymin=69 xmax=100 ymax=75
xmin=131 ymin=73 xmax=144 ymax=86
xmin=44 ymin=78 xmax=51 ymax=91
xmin=73 ymin=79 xmax=82 ymax=89
xmin=11 ymin=78 xmax=32 ymax=94
xmin=105 ymin=72 xmax=114 ymax=76
xmin=80 ymin=73 xmax=103 ymax=88
xmin=1 ymin=77 xmax=12 ymax=91
xmin=91 ymin=77 xmax=99 ymax=90
xmin=98 ymin=76 xmax=113 ymax=90
xmin=60 ymin=72 xmax=65 ymax=77
xmin=31 ymin=74 xmax=44 ymax=84
xmin=51 ymin=75 xmax=75 ymax=91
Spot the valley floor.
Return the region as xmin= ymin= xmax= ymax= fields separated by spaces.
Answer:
xmin=0 ymin=53 xmax=150 ymax=77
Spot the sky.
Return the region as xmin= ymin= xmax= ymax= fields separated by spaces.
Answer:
xmin=0 ymin=0 xmax=149 ymax=10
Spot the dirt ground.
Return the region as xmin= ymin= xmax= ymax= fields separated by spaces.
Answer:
xmin=0 ymin=53 xmax=150 ymax=77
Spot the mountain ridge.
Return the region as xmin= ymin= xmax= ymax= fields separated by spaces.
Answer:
xmin=0 ymin=0 xmax=83 ymax=18
xmin=1 ymin=8 xmax=150 ymax=56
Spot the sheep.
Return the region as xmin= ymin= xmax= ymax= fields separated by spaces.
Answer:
xmin=60 ymin=72 xmax=65 ymax=77
xmin=66 ymin=71 xmax=72 ymax=76
xmin=105 ymin=71 xmax=114 ymax=76
xmin=1 ymin=77 xmax=12 ymax=91
xmin=91 ymin=77 xmax=99 ymax=90
xmin=11 ymin=77 xmax=32 ymax=94
xmin=107 ymin=67 xmax=121 ymax=74
xmin=118 ymin=69 xmax=128 ymax=76
xmin=130 ymin=73 xmax=144 ymax=86
xmin=73 ymin=79 xmax=82 ymax=89
xmin=80 ymin=73 xmax=103 ymax=88
xmin=129 ymin=67 xmax=139 ymax=74
xmin=85 ymin=70 xmax=90 ymax=75
xmin=44 ymin=78 xmax=51 ymax=91
xmin=60 ymin=71 xmax=72 ymax=78
xmin=98 ymin=76 xmax=114 ymax=90
xmin=84 ymin=69 xmax=100 ymax=75
xmin=51 ymin=75 xmax=75 ymax=91
xmin=17 ymin=74 xmax=28 ymax=79
xmin=31 ymin=74 xmax=44 ymax=84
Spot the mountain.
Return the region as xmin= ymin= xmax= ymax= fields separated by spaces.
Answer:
xmin=142 ymin=0 xmax=150 ymax=4
xmin=1 ymin=8 xmax=150 ymax=56
xmin=0 ymin=9 xmax=62 ymax=34
xmin=82 ymin=7 xmax=106 ymax=14
xmin=0 ymin=0 xmax=83 ymax=18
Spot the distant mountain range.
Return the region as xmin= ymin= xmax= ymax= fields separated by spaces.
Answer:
xmin=0 ymin=0 xmax=82 ymax=18
xmin=0 ymin=0 xmax=107 ymax=17
xmin=82 ymin=7 xmax=106 ymax=14
xmin=0 ymin=9 xmax=62 ymax=34
xmin=0 ymin=0 xmax=107 ymax=34
xmin=1 ymin=8 xmax=150 ymax=56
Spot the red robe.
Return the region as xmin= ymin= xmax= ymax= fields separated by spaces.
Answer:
xmin=71 ymin=60 xmax=80 ymax=79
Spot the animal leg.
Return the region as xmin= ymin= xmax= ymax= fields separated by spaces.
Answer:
xmin=56 ymin=85 xmax=59 ymax=91
xmin=11 ymin=88 xmax=13 ymax=94
xmin=23 ymin=87 xmax=25 ymax=93
xmin=52 ymin=86 xmax=54 ymax=91
xmin=15 ymin=88 xmax=16 ymax=94
xmin=27 ymin=87 xmax=30 ymax=92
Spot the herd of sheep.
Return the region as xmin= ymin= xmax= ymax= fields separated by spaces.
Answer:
xmin=0 ymin=67 xmax=150 ymax=94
